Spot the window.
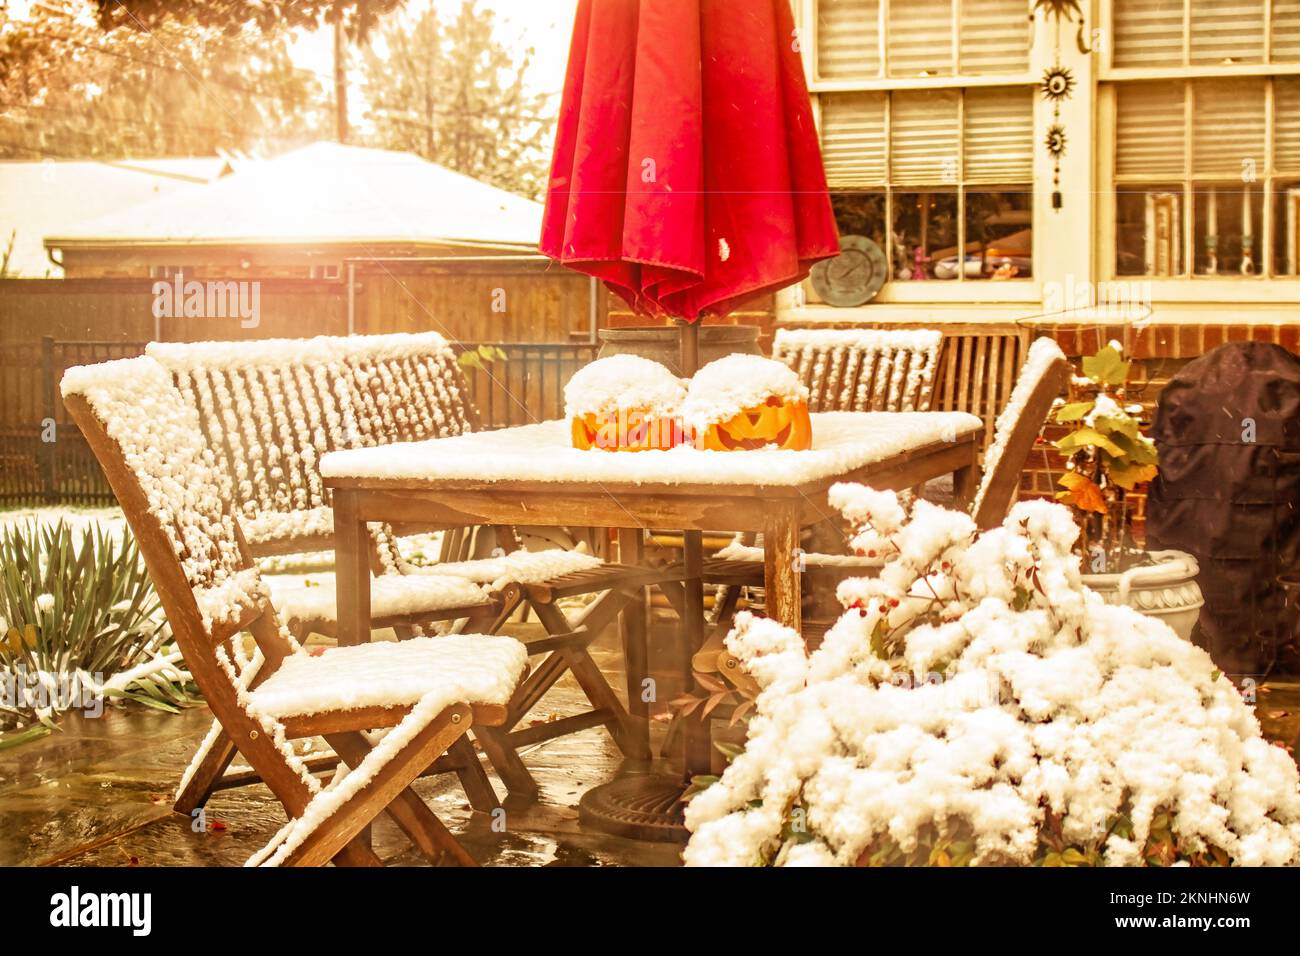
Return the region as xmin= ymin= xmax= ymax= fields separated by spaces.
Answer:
xmin=1112 ymin=77 xmax=1300 ymax=277
xmin=814 ymin=0 xmax=1029 ymax=80
xmin=1111 ymin=0 xmax=1300 ymax=68
xmin=821 ymin=86 xmax=1034 ymax=281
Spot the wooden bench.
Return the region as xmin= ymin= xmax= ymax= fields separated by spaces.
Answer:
xmin=146 ymin=332 xmax=665 ymax=805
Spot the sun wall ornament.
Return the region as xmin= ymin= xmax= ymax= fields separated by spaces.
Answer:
xmin=1032 ymin=1 xmax=1092 ymax=211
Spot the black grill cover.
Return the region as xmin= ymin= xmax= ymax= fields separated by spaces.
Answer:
xmin=1147 ymin=342 xmax=1300 ymax=677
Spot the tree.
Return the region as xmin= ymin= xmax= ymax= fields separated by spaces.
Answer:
xmin=92 ymin=0 xmax=404 ymax=39
xmin=0 ymin=2 xmax=327 ymax=160
xmin=92 ymin=0 xmax=409 ymax=143
xmin=359 ymin=1 xmax=555 ymax=200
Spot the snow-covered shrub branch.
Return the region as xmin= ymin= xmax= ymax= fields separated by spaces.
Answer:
xmin=684 ymin=486 xmax=1300 ymax=867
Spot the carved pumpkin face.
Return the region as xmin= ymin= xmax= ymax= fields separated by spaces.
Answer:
xmin=701 ymin=396 xmax=812 ymax=451
xmin=571 ymin=409 xmax=686 ymax=452
xmin=565 ymin=355 xmax=688 ymax=452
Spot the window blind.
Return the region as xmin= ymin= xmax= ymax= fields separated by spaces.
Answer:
xmin=1115 ymin=81 xmax=1185 ymax=178
xmin=963 ymin=87 xmax=1034 ymax=183
xmin=1275 ymin=0 xmax=1300 ymax=62
xmin=889 ymin=89 xmax=960 ymax=185
xmin=887 ymin=0 xmax=953 ymax=77
xmin=1191 ymin=80 xmax=1267 ymax=176
xmin=816 ymin=0 xmax=881 ymax=79
xmin=1276 ymin=78 xmax=1300 ymax=173
xmin=959 ymin=0 xmax=1031 ymax=74
xmin=1112 ymin=0 xmax=1185 ymax=69
xmin=819 ymin=92 xmax=888 ymax=187
xmin=1190 ymin=0 xmax=1265 ymax=65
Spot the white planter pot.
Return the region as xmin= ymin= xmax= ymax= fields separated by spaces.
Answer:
xmin=1081 ymin=550 xmax=1205 ymax=641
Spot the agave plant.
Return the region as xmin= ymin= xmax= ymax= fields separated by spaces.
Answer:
xmin=0 ymin=518 xmax=199 ymax=734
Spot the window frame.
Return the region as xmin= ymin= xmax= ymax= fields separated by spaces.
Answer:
xmin=1105 ymin=74 xmax=1300 ymax=280
xmin=806 ymin=0 xmax=1038 ymax=303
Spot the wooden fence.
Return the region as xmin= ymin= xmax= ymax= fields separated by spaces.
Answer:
xmin=0 ymin=337 xmax=597 ymax=507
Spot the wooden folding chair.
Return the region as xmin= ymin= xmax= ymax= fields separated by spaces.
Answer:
xmin=63 ymin=357 xmax=527 ymax=866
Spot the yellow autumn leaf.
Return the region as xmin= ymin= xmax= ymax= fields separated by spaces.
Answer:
xmin=1107 ymin=461 xmax=1158 ymax=490
xmin=1056 ymin=472 xmax=1108 ymax=514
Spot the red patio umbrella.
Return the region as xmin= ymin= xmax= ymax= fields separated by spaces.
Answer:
xmin=540 ymin=0 xmax=840 ymax=339
xmin=541 ymin=0 xmax=840 ymax=843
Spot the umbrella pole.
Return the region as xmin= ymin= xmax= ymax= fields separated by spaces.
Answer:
xmin=675 ymin=318 xmax=712 ymax=775
xmin=677 ymin=318 xmax=700 ymax=376
xmin=578 ymin=319 xmax=711 ymax=843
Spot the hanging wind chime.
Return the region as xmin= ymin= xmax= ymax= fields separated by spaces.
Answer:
xmin=1031 ymin=1 xmax=1091 ymax=210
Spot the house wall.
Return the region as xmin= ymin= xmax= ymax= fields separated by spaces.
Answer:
xmin=785 ymin=0 xmax=1300 ymax=341
xmin=789 ymin=0 xmax=1300 ymax=523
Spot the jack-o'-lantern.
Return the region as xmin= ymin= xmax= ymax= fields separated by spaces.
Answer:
xmin=564 ymin=355 xmax=688 ymax=452
xmin=683 ymin=354 xmax=813 ymax=452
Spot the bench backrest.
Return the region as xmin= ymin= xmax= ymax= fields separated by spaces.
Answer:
xmin=146 ymin=333 xmax=475 ymax=558
xmin=771 ymin=328 xmax=942 ymax=413
xmin=930 ymin=325 xmax=1031 ymax=454
xmin=775 ymin=323 xmax=1030 ymax=454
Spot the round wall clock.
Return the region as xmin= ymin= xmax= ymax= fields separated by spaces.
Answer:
xmin=810 ymin=235 xmax=887 ymax=307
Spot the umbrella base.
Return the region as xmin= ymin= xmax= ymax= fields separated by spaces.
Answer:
xmin=578 ymin=774 xmax=689 ymax=844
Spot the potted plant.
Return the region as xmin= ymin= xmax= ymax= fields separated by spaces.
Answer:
xmin=1050 ymin=342 xmax=1203 ymax=638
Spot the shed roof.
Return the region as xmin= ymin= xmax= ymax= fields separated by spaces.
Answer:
xmin=0 ymin=157 xmax=227 ymax=277
xmin=45 ymin=142 xmax=543 ymax=254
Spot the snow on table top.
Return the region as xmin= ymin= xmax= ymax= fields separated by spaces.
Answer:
xmin=320 ymin=411 xmax=983 ymax=488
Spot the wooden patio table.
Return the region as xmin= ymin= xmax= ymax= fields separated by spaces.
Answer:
xmin=320 ymin=409 xmax=982 ymax=648
xmin=321 ymin=410 xmax=981 ymax=840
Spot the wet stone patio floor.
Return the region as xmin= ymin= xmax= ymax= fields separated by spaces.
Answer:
xmin=2 ymin=619 xmax=1297 ymax=868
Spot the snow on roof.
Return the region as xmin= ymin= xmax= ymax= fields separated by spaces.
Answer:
xmin=563 ymin=355 xmax=686 ymax=420
xmin=0 ymin=157 xmax=227 ymax=277
xmin=46 ymin=142 xmax=543 ymax=251
xmin=680 ymin=354 xmax=808 ymax=430
xmin=320 ymin=411 xmax=983 ymax=488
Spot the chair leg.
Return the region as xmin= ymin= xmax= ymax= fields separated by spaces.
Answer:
xmin=532 ymin=599 xmax=647 ymax=760
xmin=173 ymin=722 xmax=238 ymax=815
xmin=282 ymin=704 xmax=475 ymax=867
xmin=473 ymin=724 xmax=540 ymax=804
xmin=447 ymin=734 xmax=500 ymax=813
xmin=326 ymin=730 xmax=478 ymax=866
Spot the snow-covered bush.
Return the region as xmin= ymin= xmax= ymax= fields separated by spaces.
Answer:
xmin=684 ymin=486 xmax=1300 ymax=867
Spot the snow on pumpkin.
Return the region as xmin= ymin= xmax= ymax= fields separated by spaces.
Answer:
xmin=683 ymin=486 xmax=1300 ymax=867
xmin=681 ymin=355 xmax=812 ymax=452
xmin=564 ymin=355 xmax=689 ymax=451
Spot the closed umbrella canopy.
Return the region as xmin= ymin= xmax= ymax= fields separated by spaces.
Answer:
xmin=540 ymin=0 xmax=840 ymax=321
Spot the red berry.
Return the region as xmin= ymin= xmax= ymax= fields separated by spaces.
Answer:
xmin=889 ymin=598 xmax=899 ymax=607
xmin=867 ymin=549 xmax=877 ymax=557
